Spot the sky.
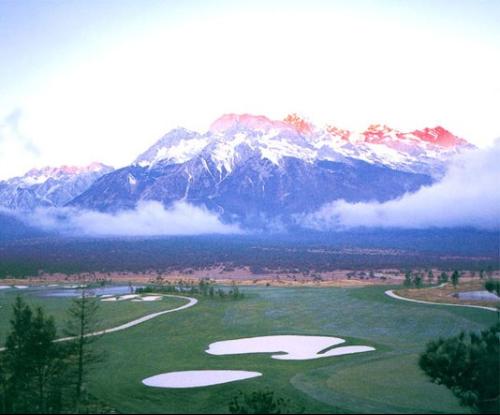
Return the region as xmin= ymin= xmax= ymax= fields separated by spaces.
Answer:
xmin=1 ymin=0 xmax=499 ymax=179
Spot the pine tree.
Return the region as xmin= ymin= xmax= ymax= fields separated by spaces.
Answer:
xmin=427 ymin=270 xmax=434 ymax=285
xmin=0 ymin=341 xmax=6 ymax=413
xmin=451 ymin=270 xmax=460 ymax=288
xmin=404 ymin=271 xmax=413 ymax=287
xmin=30 ymin=307 xmax=64 ymax=413
xmin=414 ymin=274 xmax=423 ymax=289
xmin=3 ymin=296 xmax=66 ymax=413
xmin=439 ymin=272 xmax=449 ymax=284
xmin=64 ymin=288 xmax=102 ymax=407
xmin=4 ymin=296 xmax=34 ymax=412
xmin=485 ymin=279 xmax=500 ymax=297
xmin=419 ymin=324 xmax=500 ymax=413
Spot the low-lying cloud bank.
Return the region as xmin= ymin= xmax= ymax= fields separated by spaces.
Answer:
xmin=22 ymin=201 xmax=241 ymax=236
xmin=300 ymin=140 xmax=500 ymax=230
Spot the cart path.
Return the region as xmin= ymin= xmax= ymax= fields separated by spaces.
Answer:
xmin=385 ymin=290 xmax=497 ymax=312
xmin=0 ymin=294 xmax=198 ymax=351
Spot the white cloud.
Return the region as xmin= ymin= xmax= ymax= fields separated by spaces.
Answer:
xmin=300 ymin=140 xmax=500 ymax=230
xmin=0 ymin=110 xmax=40 ymax=179
xmin=23 ymin=201 xmax=241 ymax=236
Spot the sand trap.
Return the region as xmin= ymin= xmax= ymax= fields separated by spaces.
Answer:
xmin=118 ymin=294 xmax=139 ymax=301
xmin=142 ymin=370 xmax=262 ymax=388
xmin=0 ymin=295 xmax=197 ymax=353
xmin=206 ymin=335 xmax=375 ymax=361
xmin=137 ymin=295 xmax=162 ymax=302
xmin=14 ymin=285 xmax=28 ymax=289
xmin=100 ymin=294 xmax=113 ymax=298
xmin=101 ymin=297 xmax=118 ymax=302
xmin=0 ymin=285 xmax=10 ymax=289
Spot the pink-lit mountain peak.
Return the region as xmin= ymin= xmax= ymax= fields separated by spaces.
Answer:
xmin=210 ymin=113 xmax=311 ymax=135
xmin=26 ymin=162 xmax=109 ymax=178
xmin=283 ymin=113 xmax=314 ymax=135
xmin=328 ymin=123 xmax=468 ymax=148
xmin=209 ymin=113 xmax=468 ymax=148
xmin=410 ymin=126 xmax=468 ymax=148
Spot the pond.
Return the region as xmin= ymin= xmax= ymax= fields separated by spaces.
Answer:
xmin=39 ymin=285 xmax=143 ymax=298
xmin=454 ymin=290 xmax=499 ymax=301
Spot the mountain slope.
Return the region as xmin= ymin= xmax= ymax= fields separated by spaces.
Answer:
xmin=70 ymin=146 xmax=433 ymax=226
xmin=8 ymin=112 xmax=469 ymax=229
xmin=0 ymin=162 xmax=114 ymax=210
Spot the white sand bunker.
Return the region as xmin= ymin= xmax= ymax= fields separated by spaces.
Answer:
xmin=206 ymin=335 xmax=375 ymax=361
xmin=0 ymin=285 xmax=10 ymax=290
xmin=132 ymin=295 xmax=162 ymax=302
xmin=143 ymin=370 xmax=262 ymax=388
xmin=14 ymin=285 xmax=28 ymax=289
xmin=101 ymin=297 xmax=118 ymax=302
xmin=118 ymin=294 xmax=139 ymax=301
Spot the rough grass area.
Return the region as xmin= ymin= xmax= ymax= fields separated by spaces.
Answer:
xmin=52 ymin=285 xmax=496 ymax=414
xmin=395 ymin=279 xmax=499 ymax=308
xmin=292 ymin=352 xmax=470 ymax=414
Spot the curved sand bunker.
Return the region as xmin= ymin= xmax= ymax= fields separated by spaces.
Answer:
xmin=101 ymin=294 xmax=163 ymax=302
xmin=206 ymin=335 xmax=375 ymax=361
xmin=142 ymin=370 xmax=262 ymax=388
xmin=132 ymin=295 xmax=162 ymax=302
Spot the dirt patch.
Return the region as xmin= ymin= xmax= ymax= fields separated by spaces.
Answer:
xmin=3 ymin=268 xmax=498 ymax=289
xmin=395 ymin=279 xmax=500 ymax=308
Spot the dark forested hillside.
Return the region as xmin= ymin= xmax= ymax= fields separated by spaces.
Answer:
xmin=0 ymin=229 xmax=497 ymax=278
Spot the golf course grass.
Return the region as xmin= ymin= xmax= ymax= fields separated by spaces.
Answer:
xmin=0 ymin=284 xmax=495 ymax=413
xmin=0 ymin=287 xmax=186 ymax=345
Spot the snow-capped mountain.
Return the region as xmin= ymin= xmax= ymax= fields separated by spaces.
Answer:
xmin=0 ymin=162 xmax=114 ymax=210
xmin=67 ymin=113 xmax=474 ymax=227
xmin=133 ymin=113 xmax=472 ymax=178
xmin=3 ymin=113 xmax=472 ymax=228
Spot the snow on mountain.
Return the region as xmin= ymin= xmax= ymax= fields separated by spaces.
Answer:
xmin=134 ymin=128 xmax=209 ymax=167
xmin=0 ymin=162 xmax=114 ymax=210
xmin=4 ymin=112 xmax=473 ymax=231
xmin=133 ymin=113 xmax=472 ymax=177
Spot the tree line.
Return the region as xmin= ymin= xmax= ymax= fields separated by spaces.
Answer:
xmin=0 ymin=291 xmax=106 ymax=413
xmin=403 ymin=270 xmax=463 ymax=289
xmin=419 ymin=284 xmax=500 ymax=414
xmin=1 ymin=235 xmax=497 ymax=279
xmin=136 ymin=278 xmax=245 ymax=300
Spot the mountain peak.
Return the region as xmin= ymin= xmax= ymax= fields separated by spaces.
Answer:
xmin=283 ymin=113 xmax=313 ymax=135
xmin=411 ymin=126 xmax=468 ymax=147
xmin=25 ymin=162 xmax=111 ymax=179
xmin=326 ymin=125 xmax=351 ymax=140
xmin=0 ymin=162 xmax=114 ymax=210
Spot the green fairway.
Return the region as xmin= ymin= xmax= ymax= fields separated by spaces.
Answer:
xmin=0 ymin=287 xmax=186 ymax=343
xmin=1 ymin=285 xmax=495 ymax=413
